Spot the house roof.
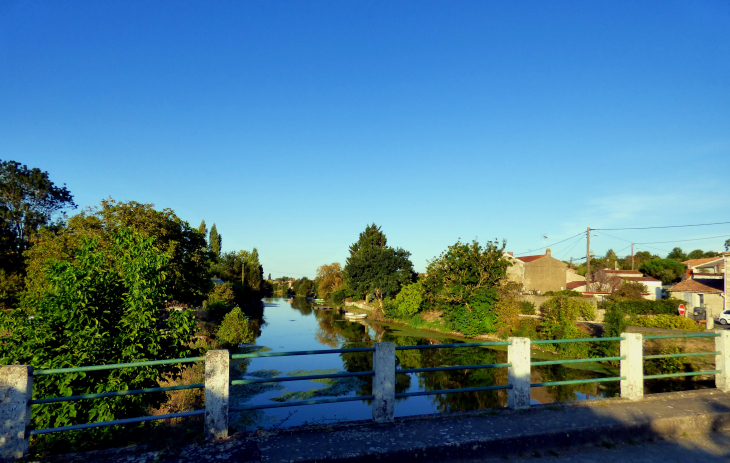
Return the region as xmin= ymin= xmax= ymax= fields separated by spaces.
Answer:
xmin=668 ymin=278 xmax=724 ymax=294
xmin=623 ymin=276 xmax=661 ymax=283
xmin=682 ymin=257 xmax=723 ymax=268
xmin=567 ymin=281 xmax=587 ymax=290
xmin=516 ymin=254 xmax=545 ymax=263
xmin=600 ymin=270 xmax=642 ymax=274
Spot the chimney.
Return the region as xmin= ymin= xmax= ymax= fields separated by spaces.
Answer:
xmin=546 ymin=248 xmax=551 ymax=256
xmin=686 ymin=268 xmax=692 ymax=280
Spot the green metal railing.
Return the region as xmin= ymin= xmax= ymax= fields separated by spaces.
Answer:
xmin=29 ymin=356 xmax=205 ymax=435
xmin=26 ymin=331 xmax=726 ymax=437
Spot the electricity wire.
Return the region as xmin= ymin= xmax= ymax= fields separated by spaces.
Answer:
xmin=593 ymin=221 xmax=730 ymax=231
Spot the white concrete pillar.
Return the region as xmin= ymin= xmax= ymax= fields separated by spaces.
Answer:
xmin=715 ymin=331 xmax=730 ymax=392
xmin=507 ymin=337 xmax=531 ymax=410
xmin=372 ymin=342 xmax=395 ymax=423
xmin=707 ymin=316 xmax=714 ymax=330
xmin=620 ymin=333 xmax=643 ymax=400
xmin=204 ymin=350 xmax=229 ymax=440
xmin=0 ymin=365 xmax=33 ymax=461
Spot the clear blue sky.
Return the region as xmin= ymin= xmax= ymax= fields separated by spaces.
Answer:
xmin=2 ymin=1 xmax=729 ymax=278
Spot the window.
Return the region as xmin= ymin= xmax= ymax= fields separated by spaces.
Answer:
xmin=698 ymin=294 xmax=704 ymax=306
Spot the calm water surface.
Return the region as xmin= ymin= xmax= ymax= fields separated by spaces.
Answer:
xmin=230 ymin=298 xmax=620 ymax=430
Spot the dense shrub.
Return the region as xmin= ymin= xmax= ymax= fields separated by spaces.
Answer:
xmin=543 ymin=290 xmax=583 ymax=297
xmin=389 ymin=281 xmax=424 ymax=319
xmin=644 ymin=345 xmax=688 ymax=377
xmin=520 ymin=300 xmax=536 ymax=315
xmin=331 ymin=288 xmax=348 ymax=305
xmin=601 ymin=298 xmax=685 ymax=316
xmin=216 ymin=306 xmax=254 ymax=347
xmin=630 ymin=314 xmax=701 ymax=331
xmin=610 ymin=281 xmax=647 ymax=301
xmin=538 ymin=296 xmax=592 ymax=357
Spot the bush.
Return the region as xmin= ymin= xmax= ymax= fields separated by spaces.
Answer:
xmin=610 ymin=281 xmax=647 ymax=301
xmin=543 ymin=290 xmax=583 ymax=297
xmin=644 ymin=344 xmax=688 ymax=376
xmin=630 ymin=314 xmax=701 ymax=331
xmin=216 ymin=306 xmax=254 ymax=347
xmin=390 ymin=281 xmax=424 ymax=319
xmin=601 ymin=298 xmax=686 ymax=316
xmin=443 ymin=288 xmax=499 ymax=337
xmin=331 ymin=288 xmax=347 ymax=305
xmin=538 ymin=296 xmax=592 ymax=357
xmin=519 ymin=300 xmax=536 ymax=315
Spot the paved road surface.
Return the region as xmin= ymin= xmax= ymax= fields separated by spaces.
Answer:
xmin=469 ymin=432 xmax=730 ymax=463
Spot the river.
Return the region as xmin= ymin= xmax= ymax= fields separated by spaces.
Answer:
xmin=230 ymin=297 xmax=630 ymax=430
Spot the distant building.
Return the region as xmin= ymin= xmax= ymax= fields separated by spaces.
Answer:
xmin=592 ymin=269 xmax=662 ymax=300
xmin=681 ymin=257 xmax=724 ymax=280
xmin=667 ymin=276 xmax=724 ymax=319
xmin=504 ymin=249 xmax=567 ymax=293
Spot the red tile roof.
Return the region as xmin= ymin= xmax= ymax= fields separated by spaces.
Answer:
xmin=516 ymin=254 xmax=545 ymax=263
xmin=668 ymin=278 xmax=724 ymax=294
xmin=567 ymin=281 xmax=586 ymax=289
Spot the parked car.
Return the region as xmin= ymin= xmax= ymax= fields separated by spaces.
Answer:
xmin=718 ymin=310 xmax=730 ymax=325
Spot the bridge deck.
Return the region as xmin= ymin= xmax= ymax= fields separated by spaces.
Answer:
xmin=46 ymin=389 xmax=730 ymax=463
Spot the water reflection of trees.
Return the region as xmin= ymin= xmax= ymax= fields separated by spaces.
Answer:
xmin=277 ymin=297 xmax=616 ymax=412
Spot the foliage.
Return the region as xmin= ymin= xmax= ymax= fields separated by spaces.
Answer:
xmin=609 ymin=281 xmax=647 ymax=301
xmin=543 ymin=290 xmax=583 ymax=297
xmin=294 ymin=277 xmax=314 ymax=296
xmin=209 ymin=223 xmax=221 ymax=260
xmin=0 ymin=160 xmax=77 ymax=269
xmin=204 ymin=282 xmax=237 ymax=320
xmin=666 ymin=247 xmax=688 ymax=261
xmin=538 ymin=296 xmax=593 ymax=357
xmin=25 ymin=199 xmax=212 ymax=307
xmin=316 ymin=263 xmax=343 ymax=300
xmin=0 ymin=269 xmax=23 ymax=313
xmin=330 ymin=287 xmax=350 ymax=305
xmin=0 ymin=228 xmax=197 ymax=431
xmin=726 ymin=239 xmax=729 ymax=252
xmin=216 ymin=306 xmax=255 ymax=347
xmin=687 ymin=249 xmax=718 ymax=259
xmin=644 ymin=345 xmax=688 ymax=376
xmin=387 ymin=280 xmax=424 ymax=319
xmin=520 ymin=300 xmax=536 ymax=315
xmin=210 ymin=248 xmax=268 ymax=302
xmin=629 ymin=314 xmax=701 ymax=331
xmin=601 ymin=298 xmax=686 ymax=316
xmin=639 ymin=259 xmax=686 ymax=285
xmin=343 ymin=224 xmax=415 ymax=309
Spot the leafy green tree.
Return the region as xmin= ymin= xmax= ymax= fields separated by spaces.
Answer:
xmin=210 ymin=248 xmax=268 ymax=302
xmin=639 ymin=258 xmax=686 ymax=285
xmin=343 ymin=224 xmax=415 ymax=309
xmin=316 ymin=263 xmax=343 ymax=300
xmin=0 ymin=228 xmax=197 ymax=431
xmin=422 ymin=239 xmax=510 ymax=337
xmin=667 ymin=247 xmax=688 ymax=261
xmin=390 ymin=280 xmax=424 ymax=318
xmin=0 ymin=160 xmax=77 ymax=269
xmin=209 ymin=224 xmax=221 ymax=259
xmin=610 ymin=281 xmax=648 ymax=301
xmin=216 ymin=306 xmax=254 ymax=347
xmin=198 ymin=220 xmax=207 ymax=242
xmin=24 ymin=199 xmax=212 ymax=306
xmin=725 ymin=239 xmax=729 ymax=252
xmin=294 ymin=277 xmax=314 ymax=296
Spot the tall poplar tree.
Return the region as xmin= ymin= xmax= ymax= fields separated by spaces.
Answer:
xmin=209 ymin=224 xmax=221 ymax=259
xmin=198 ymin=220 xmax=207 ymax=241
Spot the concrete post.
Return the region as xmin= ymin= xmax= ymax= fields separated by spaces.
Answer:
xmin=507 ymin=337 xmax=531 ymax=410
xmin=204 ymin=350 xmax=229 ymax=441
xmin=620 ymin=333 xmax=643 ymax=400
xmin=0 ymin=365 xmax=33 ymax=461
xmin=372 ymin=342 xmax=395 ymax=423
xmin=707 ymin=317 xmax=714 ymax=330
xmin=715 ymin=331 xmax=730 ymax=392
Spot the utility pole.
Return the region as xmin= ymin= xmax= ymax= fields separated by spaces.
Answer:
xmin=631 ymin=243 xmax=634 ymax=270
xmin=586 ymin=227 xmax=591 ymax=289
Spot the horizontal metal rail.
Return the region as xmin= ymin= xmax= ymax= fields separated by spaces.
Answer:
xmin=531 ymin=376 xmax=625 ymax=388
xmin=643 ymin=333 xmax=721 ymax=340
xmin=395 ymin=385 xmax=511 ymax=398
xmin=231 ymin=371 xmax=373 ymax=385
xmin=532 ymin=337 xmax=625 ymax=345
xmin=33 ymin=357 xmax=204 ymax=376
xmin=29 ymin=410 xmax=204 ymax=435
xmin=644 ymin=370 xmax=721 ymax=380
xmin=644 ymin=351 xmax=719 ymax=360
xmin=396 ymin=363 xmax=511 ymax=375
xmin=230 ymin=395 xmax=375 ymax=411
xmin=531 ymin=356 xmax=624 ymax=366
xmin=30 ymin=383 xmax=204 ymax=405
xmin=395 ymin=341 xmax=511 ymax=350
xmin=232 ymin=347 xmax=374 ymax=359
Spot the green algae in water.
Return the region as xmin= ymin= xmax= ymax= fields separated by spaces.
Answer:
xmin=270 ymin=369 xmax=366 ymax=402
xmin=248 ymin=369 xmax=284 ymax=379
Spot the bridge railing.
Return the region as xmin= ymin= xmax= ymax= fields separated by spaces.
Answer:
xmin=3 ymin=331 xmax=729 ymax=460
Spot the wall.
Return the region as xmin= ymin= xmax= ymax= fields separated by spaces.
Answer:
xmin=504 ymin=254 xmax=525 ymax=289
xmin=524 ymin=257 xmax=567 ymax=293
xmin=669 ymin=291 xmax=724 ymax=319
xmin=566 ymin=269 xmax=586 ymax=283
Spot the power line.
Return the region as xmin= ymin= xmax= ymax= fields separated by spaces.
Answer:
xmin=516 ymin=232 xmax=584 ymax=256
xmin=558 ymin=235 xmax=585 ymax=260
xmin=593 ymin=221 xmax=730 ymax=231
xmin=635 ymin=234 xmax=729 ymax=245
